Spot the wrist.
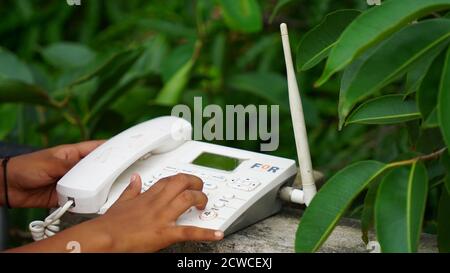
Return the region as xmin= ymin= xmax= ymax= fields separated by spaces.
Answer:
xmin=79 ymin=218 xmax=116 ymax=252
xmin=1 ymin=157 xmax=12 ymax=208
xmin=1 ymin=157 xmax=20 ymax=208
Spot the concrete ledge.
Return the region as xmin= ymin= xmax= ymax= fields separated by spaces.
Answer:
xmin=62 ymin=207 xmax=437 ymax=253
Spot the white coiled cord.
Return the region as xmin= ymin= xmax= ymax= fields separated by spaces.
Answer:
xmin=29 ymin=200 xmax=74 ymax=241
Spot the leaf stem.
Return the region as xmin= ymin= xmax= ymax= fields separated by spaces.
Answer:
xmin=388 ymin=147 xmax=448 ymax=168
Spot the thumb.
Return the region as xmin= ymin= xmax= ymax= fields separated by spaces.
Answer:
xmin=117 ymin=173 xmax=142 ymax=202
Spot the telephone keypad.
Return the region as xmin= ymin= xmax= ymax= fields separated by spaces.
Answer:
xmin=142 ymin=166 xmax=261 ymax=224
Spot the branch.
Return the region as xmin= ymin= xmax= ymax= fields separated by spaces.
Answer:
xmin=388 ymin=147 xmax=448 ymax=168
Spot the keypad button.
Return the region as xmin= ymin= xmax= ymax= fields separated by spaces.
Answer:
xmin=209 ymin=175 xmax=227 ymax=182
xmin=223 ymin=193 xmax=235 ymax=199
xmin=197 ymin=173 xmax=209 ymax=180
xmin=228 ymin=178 xmax=240 ymax=184
xmin=199 ymin=210 xmax=217 ymax=221
xmin=163 ymin=166 xmax=178 ymax=172
xmin=204 ymin=182 xmax=218 ymax=190
xmin=214 ymin=201 xmax=225 ymax=208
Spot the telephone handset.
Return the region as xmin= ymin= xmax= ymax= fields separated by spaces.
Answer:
xmin=57 ymin=116 xmax=192 ymax=214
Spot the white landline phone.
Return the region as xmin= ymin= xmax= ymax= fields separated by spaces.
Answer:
xmin=29 ymin=24 xmax=318 ymax=241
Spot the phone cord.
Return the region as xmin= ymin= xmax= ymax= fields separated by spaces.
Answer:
xmin=29 ymin=200 xmax=74 ymax=241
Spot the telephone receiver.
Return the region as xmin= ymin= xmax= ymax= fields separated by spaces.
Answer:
xmin=57 ymin=116 xmax=192 ymax=214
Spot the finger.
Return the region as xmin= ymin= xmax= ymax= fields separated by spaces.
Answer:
xmin=70 ymin=140 xmax=106 ymax=158
xmin=156 ymin=174 xmax=203 ymax=204
xmin=165 ymin=190 xmax=208 ymax=220
xmin=52 ymin=140 xmax=106 ymax=168
xmin=117 ymin=174 xmax=142 ymax=202
xmin=169 ymin=226 xmax=224 ymax=243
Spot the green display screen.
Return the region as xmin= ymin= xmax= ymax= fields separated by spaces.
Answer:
xmin=192 ymin=152 xmax=240 ymax=171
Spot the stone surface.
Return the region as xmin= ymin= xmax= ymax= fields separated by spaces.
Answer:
xmin=62 ymin=207 xmax=438 ymax=253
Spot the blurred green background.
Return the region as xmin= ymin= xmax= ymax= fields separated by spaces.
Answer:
xmin=0 ymin=0 xmax=392 ymax=246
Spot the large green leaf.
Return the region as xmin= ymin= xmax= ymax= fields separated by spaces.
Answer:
xmin=316 ymin=0 xmax=450 ymax=86
xmin=438 ymin=189 xmax=450 ymax=252
xmin=41 ymin=42 xmax=96 ymax=69
xmin=0 ymin=78 xmax=52 ymax=107
xmin=219 ymin=0 xmax=262 ymax=33
xmin=296 ymin=10 xmax=360 ymax=71
xmin=346 ymin=95 xmax=421 ymax=125
xmin=375 ymin=162 xmax=428 ymax=253
xmin=296 ymin=161 xmax=387 ymax=252
xmin=438 ymin=46 xmax=450 ymax=149
xmin=155 ymin=59 xmax=194 ymax=106
xmin=338 ymin=19 xmax=450 ymax=125
xmin=0 ymin=50 xmax=33 ymax=84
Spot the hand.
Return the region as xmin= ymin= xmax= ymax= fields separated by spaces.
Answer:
xmin=5 ymin=140 xmax=104 ymax=208
xmin=91 ymin=173 xmax=224 ymax=252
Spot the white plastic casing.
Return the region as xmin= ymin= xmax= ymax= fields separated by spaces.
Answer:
xmin=97 ymin=140 xmax=296 ymax=232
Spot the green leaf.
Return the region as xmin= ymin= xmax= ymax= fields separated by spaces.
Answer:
xmin=423 ymin=107 xmax=439 ymax=128
xmin=375 ymin=162 xmax=428 ymax=253
xmin=155 ymin=59 xmax=194 ymax=106
xmin=269 ymin=0 xmax=294 ymax=23
xmin=219 ymin=0 xmax=262 ymax=33
xmin=338 ymin=19 xmax=450 ymax=125
xmin=0 ymin=104 xmax=18 ymax=139
xmin=227 ymin=72 xmax=289 ymax=108
xmin=418 ymin=50 xmax=445 ymax=121
xmin=296 ymin=160 xmax=387 ymax=252
xmin=438 ymin=46 xmax=450 ymax=149
xmin=316 ymin=0 xmax=450 ymax=86
xmin=68 ymin=49 xmax=140 ymax=88
xmin=361 ymin=180 xmax=380 ymax=244
xmin=346 ymin=95 xmax=421 ymax=125
xmin=238 ymin=35 xmax=276 ymax=69
xmin=405 ymin=43 xmax=446 ymax=96
xmin=0 ymin=78 xmax=52 ymax=107
xmin=296 ymin=10 xmax=360 ymax=71
xmin=161 ymin=42 xmax=195 ymax=83
xmin=0 ymin=50 xmax=33 ymax=84
xmin=138 ymin=19 xmax=197 ymax=39
xmin=89 ymin=49 xmax=143 ymax=108
xmin=445 ymin=176 xmax=450 ymax=195
xmin=41 ymin=42 xmax=96 ymax=69
xmin=438 ymin=189 xmax=450 ymax=252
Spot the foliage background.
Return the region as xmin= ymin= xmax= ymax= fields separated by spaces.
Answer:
xmin=1 ymin=0 xmax=446 ymax=251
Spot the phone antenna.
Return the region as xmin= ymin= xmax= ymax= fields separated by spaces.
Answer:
xmin=280 ymin=23 xmax=317 ymax=205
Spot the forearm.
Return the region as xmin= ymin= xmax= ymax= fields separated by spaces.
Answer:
xmin=6 ymin=218 xmax=116 ymax=253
